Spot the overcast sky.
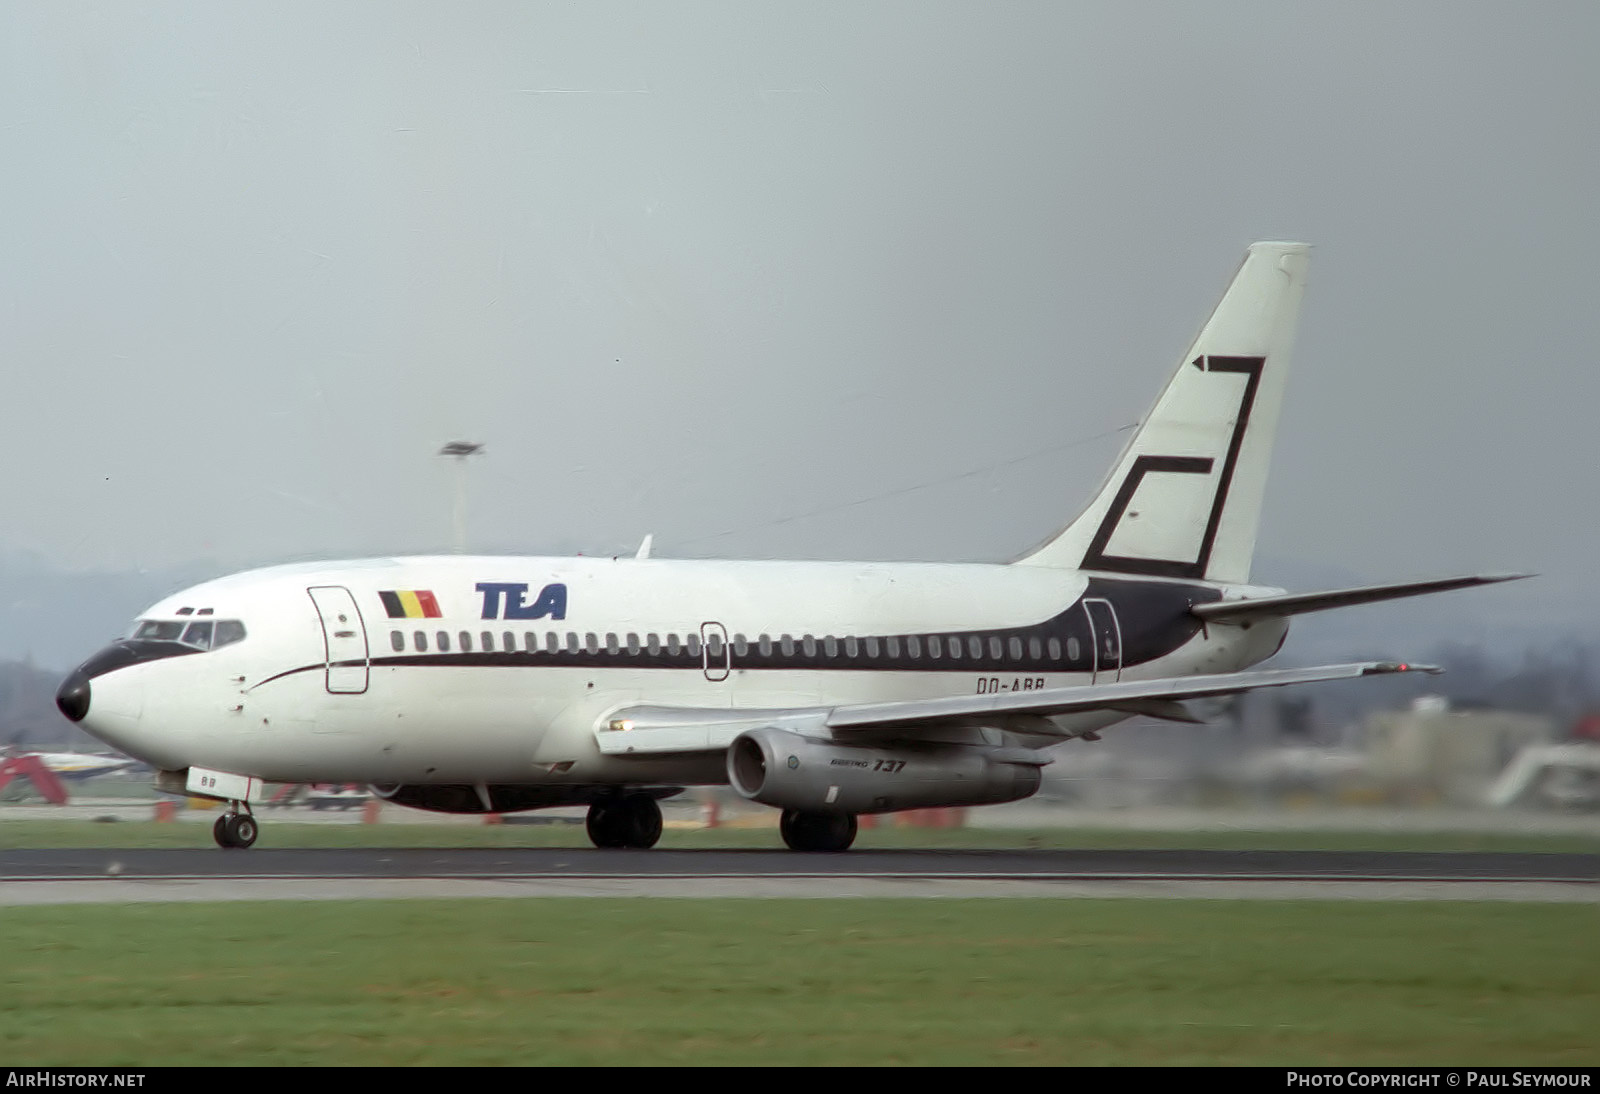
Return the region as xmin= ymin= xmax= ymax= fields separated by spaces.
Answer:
xmin=2 ymin=3 xmax=1596 ymax=632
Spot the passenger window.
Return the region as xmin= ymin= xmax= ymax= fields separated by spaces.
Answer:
xmin=585 ymin=633 xmax=599 ymax=654
xmin=522 ymin=632 xmax=536 ymax=652
xmin=667 ymin=633 xmax=681 ymax=655
xmin=733 ymin=634 xmax=748 ymax=657
xmin=706 ymin=633 xmax=724 ymax=657
xmin=949 ymin=637 xmax=963 ymax=659
xmin=414 ymin=631 xmax=428 ymax=652
xmin=865 ymin=637 xmax=880 ymax=658
xmin=460 ymin=632 xmax=473 ymax=653
xmin=758 ymin=635 xmax=772 ymax=657
xmin=566 ymin=633 xmax=579 ymax=653
xmin=988 ymin=636 xmax=1002 ymax=660
xmin=437 ymin=632 xmax=451 ymax=652
xmin=686 ymin=633 xmax=702 ymax=656
xmin=802 ymin=635 xmax=817 ymax=657
xmin=926 ymin=636 xmax=940 ymax=660
xmin=1009 ymin=637 xmax=1023 ymax=661
xmin=968 ymin=636 xmax=983 ymax=659
xmin=390 ymin=631 xmax=405 ymax=653
xmin=482 ymin=631 xmax=495 ymax=651
xmin=647 ymin=633 xmax=661 ymax=655
xmin=1067 ymin=637 xmax=1080 ymax=663
xmin=1029 ymin=636 xmax=1043 ymax=660
xmin=901 ymin=635 xmax=915 ymax=658
xmin=780 ymin=635 xmax=796 ymax=656
xmin=627 ymin=633 xmax=641 ymax=654
xmin=605 ymin=633 xmax=619 ymax=654
xmin=845 ymin=636 xmax=859 ymax=658
xmin=547 ymin=633 xmax=560 ymax=654
xmin=506 ymin=631 xmax=518 ymax=652
xmin=823 ymin=636 xmax=838 ymax=658
xmin=1048 ymin=637 xmax=1062 ymax=661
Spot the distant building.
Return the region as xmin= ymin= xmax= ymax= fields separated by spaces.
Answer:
xmin=1364 ymin=696 xmax=1555 ymax=806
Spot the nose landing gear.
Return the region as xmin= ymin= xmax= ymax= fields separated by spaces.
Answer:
xmin=212 ymin=806 xmax=258 ymax=849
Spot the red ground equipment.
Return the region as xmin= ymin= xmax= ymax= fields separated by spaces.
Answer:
xmin=0 ymin=754 xmax=69 ymax=804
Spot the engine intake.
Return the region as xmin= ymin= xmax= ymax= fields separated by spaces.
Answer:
xmin=726 ymin=727 xmax=1042 ymax=815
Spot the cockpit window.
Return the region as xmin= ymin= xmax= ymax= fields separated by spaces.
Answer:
xmin=181 ymin=621 xmax=214 ymax=650
xmin=131 ymin=618 xmax=247 ymax=650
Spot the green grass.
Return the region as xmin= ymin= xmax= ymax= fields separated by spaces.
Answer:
xmin=2 ymin=818 xmax=1599 ymax=853
xmin=1 ymin=899 xmax=1595 ymax=1065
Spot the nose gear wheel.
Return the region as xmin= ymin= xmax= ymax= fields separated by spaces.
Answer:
xmin=212 ymin=807 xmax=258 ymax=849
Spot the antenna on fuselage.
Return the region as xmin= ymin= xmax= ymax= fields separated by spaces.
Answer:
xmin=438 ymin=441 xmax=484 ymax=553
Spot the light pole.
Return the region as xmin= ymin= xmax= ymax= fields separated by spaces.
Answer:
xmin=439 ymin=441 xmax=484 ymax=553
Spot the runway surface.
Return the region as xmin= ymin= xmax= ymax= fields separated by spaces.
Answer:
xmin=1 ymin=847 xmax=1596 ymax=904
xmin=5 ymin=846 xmax=1599 ymax=881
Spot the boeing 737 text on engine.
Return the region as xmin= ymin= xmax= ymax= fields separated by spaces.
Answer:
xmin=56 ymin=242 xmax=1525 ymax=851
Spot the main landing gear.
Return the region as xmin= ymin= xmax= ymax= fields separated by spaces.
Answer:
xmin=779 ymin=809 xmax=858 ymax=853
xmin=212 ymin=805 xmax=258 ymax=849
xmin=585 ymin=795 xmax=663 ymax=849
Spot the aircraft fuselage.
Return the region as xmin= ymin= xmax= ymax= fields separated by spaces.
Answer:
xmin=63 ymin=554 xmax=1287 ymax=787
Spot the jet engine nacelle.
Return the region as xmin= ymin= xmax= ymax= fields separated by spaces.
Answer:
xmin=726 ymin=726 xmax=1043 ymax=815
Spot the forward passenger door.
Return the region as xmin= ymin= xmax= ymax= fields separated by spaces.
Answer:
xmin=307 ymin=586 xmax=370 ymax=694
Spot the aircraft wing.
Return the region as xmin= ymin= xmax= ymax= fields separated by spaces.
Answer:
xmin=594 ymin=661 xmax=1437 ymax=755
xmin=1192 ymin=574 xmax=1530 ymax=624
xmin=823 ymin=661 xmax=1435 ymax=733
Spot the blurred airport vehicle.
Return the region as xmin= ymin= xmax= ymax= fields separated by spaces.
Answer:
xmin=1485 ymin=712 xmax=1600 ymax=810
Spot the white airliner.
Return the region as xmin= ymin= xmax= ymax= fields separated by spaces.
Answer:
xmin=32 ymin=751 xmax=143 ymax=779
xmin=56 ymin=242 xmax=1523 ymax=851
xmin=1 ymin=749 xmax=141 ymax=780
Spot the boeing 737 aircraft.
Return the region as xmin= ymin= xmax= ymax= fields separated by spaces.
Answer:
xmin=55 ymin=242 xmax=1523 ymax=851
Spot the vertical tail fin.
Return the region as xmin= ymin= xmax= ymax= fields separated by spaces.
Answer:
xmin=1016 ymin=241 xmax=1310 ymax=582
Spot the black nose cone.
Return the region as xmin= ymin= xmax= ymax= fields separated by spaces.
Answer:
xmin=56 ymin=671 xmax=90 ymax=722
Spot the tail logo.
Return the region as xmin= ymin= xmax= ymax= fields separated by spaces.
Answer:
xmin=1080 ymin=355 xmax=1265 ymax=579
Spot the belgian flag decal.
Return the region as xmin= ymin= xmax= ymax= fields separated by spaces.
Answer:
xmin=379 ymin=590 xmax=443 ymax=619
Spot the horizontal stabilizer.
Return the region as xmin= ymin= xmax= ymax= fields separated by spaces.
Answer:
xmin=1192 ymin=573 xmax=1532 ymax=624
